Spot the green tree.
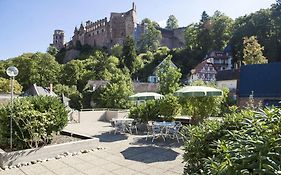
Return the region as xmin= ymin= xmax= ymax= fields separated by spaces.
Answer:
xmin=11 ymin=53 xmax=36 ymax=90
xmin=137 ymin=18 xmax=162 ymax=53
xmin=198 ymin=11 xmax=213 ymax=53
xmin=185 ymin=23 xmax=200 ymax=51
xmin=166 ymin=15 xmax=179 ymax=29
xmin=47 ymin=45 xmax=58 ymax=56
xmin=0 ymin=96 xmax=67 ymax=149
xmin=243 ymin=36 xmax=268 ymax=64
xmin=30 ymin=53 xmax=61 ymax=87
xmin=210 ymin=11 xmax=234 ymax=50
xmin=99 ymin=71 xmax=133 ymax=109
xmin=159 ymin=95 xmax=182 ymax=120
xmin=54 ymin=84 xmax=83 ymax=110
xmin=0 ymin=77 xmax=22 ymax=94
xmin=157 ymin=55 xmax=182 ymax=95
xmin=111 ymin=44 xmax=123 ymax=58
xmin=122 ymin=36 xmax=137 ymax=73
xmin=180 ymin=82 xmax=228 ymax=124
xmin=60 ymin=60 xmax=84 ymax=86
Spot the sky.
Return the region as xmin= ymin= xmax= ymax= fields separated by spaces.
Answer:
xmin=0 ymin=0 xmax=276 ymax=60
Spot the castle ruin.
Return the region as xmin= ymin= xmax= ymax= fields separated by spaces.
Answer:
xmin=51 ymin=3 xmax=185 ymax=54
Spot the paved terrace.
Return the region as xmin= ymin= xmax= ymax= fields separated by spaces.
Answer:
xmin=0 ymin=112 xmax=185 ymax=175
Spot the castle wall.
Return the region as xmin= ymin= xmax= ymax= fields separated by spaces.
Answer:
xmin=84 ymin=18 xmax=109 ymax=47
xmin=110 ymin=12 xmax=127 ymax=45
xmin=172 ymin=27 xmax=186 ymax=48
xmin=158 ymin=27 xmax=186 ymax=49
xmin=159 ymin=28 xmax=175 ymax=49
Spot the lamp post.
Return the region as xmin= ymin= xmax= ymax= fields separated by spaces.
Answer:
xmin=6 ymin=66 xmax=19 ymax=149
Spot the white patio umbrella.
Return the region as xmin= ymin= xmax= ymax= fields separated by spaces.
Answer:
xmin=175 ymin=86 xmax=223 ymax=97
xmin=129 ymin=92 xmax=164 ymax=101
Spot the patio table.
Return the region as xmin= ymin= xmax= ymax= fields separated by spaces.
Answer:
xmin=153 ymin=121 xmax=176 ymax=137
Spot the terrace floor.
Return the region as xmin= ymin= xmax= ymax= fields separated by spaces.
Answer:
xmin=1 ymin=116 xmax=185 ymax=175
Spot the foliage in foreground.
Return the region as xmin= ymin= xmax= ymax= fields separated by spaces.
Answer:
xmin=129 ymin=95 xmax=182 ymax=122
xmin=182 ymin=107 xmax=281 ymax=175
xmin=180 ymin=82 xmax=229 ymax=124
xmin=0 ymin=77 xmax=22 ymax=94
xmin=0 ymin=96 xmax=68 ymax=150
xmin=129 ymin=100 xmax=160 ymax=123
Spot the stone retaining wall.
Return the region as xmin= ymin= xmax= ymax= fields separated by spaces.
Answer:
xmin=0 ymin=138 xmax=99 ymax=168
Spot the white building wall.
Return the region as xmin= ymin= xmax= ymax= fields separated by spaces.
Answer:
xmin=217 ymin=80 xmax=237 ymax=90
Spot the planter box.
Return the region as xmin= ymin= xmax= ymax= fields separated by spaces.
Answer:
xmin=0 ymin=137 xmax=99 ymax=168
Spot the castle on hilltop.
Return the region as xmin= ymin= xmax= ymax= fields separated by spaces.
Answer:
xmin=51 ymin=3 xmax=185 ymax=53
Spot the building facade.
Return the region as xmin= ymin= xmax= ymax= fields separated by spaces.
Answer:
xmin=51 ymin=3 xmax=186 ymax=52
xmin=206 ymin=51 xmax=232 ymax=71
xmin=188 ymin=59 xmax=217 ymax=83
xmin=52 ymin=3 xmax=137 ymax=50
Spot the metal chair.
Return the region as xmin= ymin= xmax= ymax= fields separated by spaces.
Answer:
xmin=113 ymin=120 xmax=125 ymax=134
xmin=168 ymin=121 xmax=182 ymax=143
xmin=151 ymin=124 xmax=166 ymax=142
xmin=127 ymin=120 xmax=138 ymax=134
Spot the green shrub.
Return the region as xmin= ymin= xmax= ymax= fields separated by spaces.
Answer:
xmin=182 ymin=107 xmax=281 ymax=175
xmin=129 ymin=100 xmax=160 ymax=123
xmin=0 ymin=96 xmax=68 ymax=150
xmin=159 ymin=95 xmax=182 ymax=121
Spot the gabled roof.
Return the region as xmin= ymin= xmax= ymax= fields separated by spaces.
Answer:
xmin=216 ymin=69 xmax=240 ymax=81
xmin=193 ymin=59 xmax=216 ymax=74
xmin=23 ymin=84 xmax=57 ymax=97
xmin=156 ymin=59 xmax=177 ymax=70
xmin=239 ymin=63 xmax=281 ymax=97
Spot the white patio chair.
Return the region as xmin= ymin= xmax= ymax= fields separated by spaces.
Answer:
xmin=168 ymin=121 xmax=182 ymax=143
xmin=126 ymin=120 xmax=138 ymax=134
xmin=113 ymin=120 xmax=125 ymax=134
xmin=151 ymin=124 xmax=165 ymax=142
xmin=146 ymin=121 xmax=154 ymax=140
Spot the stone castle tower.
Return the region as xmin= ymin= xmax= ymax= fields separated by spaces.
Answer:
xmin=52 ymin=30 xmax=65 ymax=50
xmin=52 ymin=3 xmax=137 ymax=50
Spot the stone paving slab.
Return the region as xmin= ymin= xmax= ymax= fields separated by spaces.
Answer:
xmin=1 ymin=121 xmax=185 ymax=175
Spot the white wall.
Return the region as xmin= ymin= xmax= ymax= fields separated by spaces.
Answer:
xmin=217 ymin=80 xmax=237 ymax=90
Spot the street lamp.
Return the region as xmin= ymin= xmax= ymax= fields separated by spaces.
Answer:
xmin=6 ymin=66 xmax=19 ymax=149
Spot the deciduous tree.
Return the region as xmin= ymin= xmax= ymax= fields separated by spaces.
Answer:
xmin=243 ymin=36 xmax=267 ymax=64
xmin=157 ymin=55 xmax=182 ymax=95
xmin=166 ymin=15 xmax=179 ymax=29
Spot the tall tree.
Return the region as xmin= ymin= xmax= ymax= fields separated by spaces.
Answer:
xmin=198 ymin=11 xmax=212 ymax=53
xmin=47 ymin=45 xmax=58 ymax=56
xmin=185 ymin=23 xmax=200 ymax=51
xmin=243 ymin=36 xmax=267 ymax=65
xmin=210 ymin=11 xmax=234 ymax=50
xmin=99 ymin=70 xmax=133 ymax=109
xmin=122 ymin=36 xmax=137 ymax=73
xmin=0 ymin=77 xmax=22 ymax=94
xmin=30 ymin=53 xmax=61 ymax=87
xmin=60 ymin=60 xmax=84 ymax=86
xmin=166 ymin=15 xmax=179 ymax=29
xmin=137 ymin=18 xmax=162 ymax=53
xmin=157 ymin=55 xmax=182 ymax=95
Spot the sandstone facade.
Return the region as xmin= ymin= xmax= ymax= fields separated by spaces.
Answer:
xmin=51 ymin=3 xmax=186 ymax=52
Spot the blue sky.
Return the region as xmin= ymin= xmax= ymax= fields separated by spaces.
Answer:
xmin=0 ymin=0 xmax=276 ymax=60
